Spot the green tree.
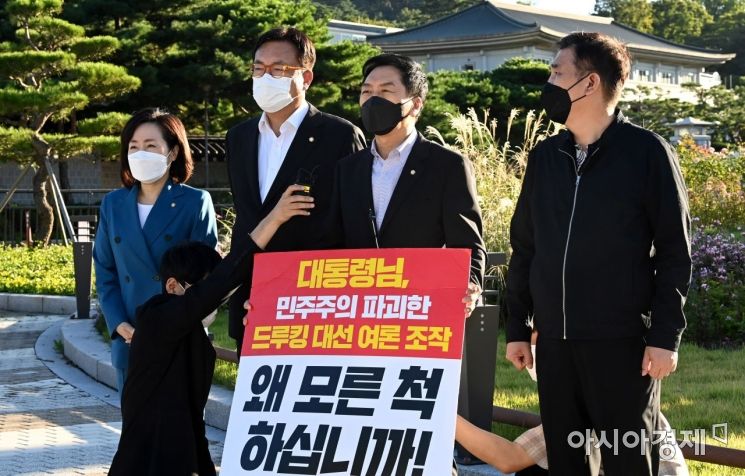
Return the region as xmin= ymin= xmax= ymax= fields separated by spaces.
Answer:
xmin=310 ymin=39 xmax=380 ymax=124
xmin=619 ymin=85 xmax=695 ymax=138
xmin=621 ymin=83 xmax=745 ymax=147
xmin=698 ymin=8 xmax=745 ymax=79
xmin=701 ymin=0 xmax=744 ymax=18
xmin=692 ymin=84 xmax=745 ymax=145
xmin=593 ymin=0 xmax=654 ymax=33
xmin=0 ymin=0 xmax=139 ymax=245
xmin=314 ymin=0 xmax=480 ymax=26
xmin=651 ymin=0 xmax=713 ymax=43
xmin=0 ymin=9 xmax=14 ymax=42
xmin=420 ymin=58 xmax=549 ymax=142
xmin=65 ymin=0 xmax=378 ymax=134
xmin=420 ymin=70 xmax=500 ymax=139
xmin=488 ymin=58 xmax=548 ymax=142
xmin=397 ymin=7 xmax=431 ymax=28
xmin=312 ymin=0 xmax=374 ymax=24
xmin=63 ymin=0 xmax=194 ymax=32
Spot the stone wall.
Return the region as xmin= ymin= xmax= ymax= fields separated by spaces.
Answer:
xmin=0 ymin=158 xmax=229 ymax=206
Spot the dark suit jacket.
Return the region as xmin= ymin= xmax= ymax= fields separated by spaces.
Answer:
xmin=327 ymin=132 xmax=486 ymax=286
xmin=109 ymin=237 xmax=258 ymax=476
xmin=225 ymin=103 xmax=365 ymax=339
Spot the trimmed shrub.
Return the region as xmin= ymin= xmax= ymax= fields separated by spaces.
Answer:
xmin=678 ymin=139 xmax=745 ymax=230
xmin=0 ymin=244 xmax=76 ymax=295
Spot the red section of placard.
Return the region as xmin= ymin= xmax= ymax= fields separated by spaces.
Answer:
xmin=240 ymin=248 xmax=470 ymax=360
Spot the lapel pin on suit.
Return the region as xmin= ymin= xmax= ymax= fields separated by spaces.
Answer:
xmin=309 ymin=137 xmax=315 ymax=143
xmin=171 ymin=202 xmax=176 ymax=207
xmin=410 ymin=170 xmax=416 ymax=175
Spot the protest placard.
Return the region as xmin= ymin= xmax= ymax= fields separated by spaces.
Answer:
xmin=221 ymin=248 xmax=470 ymax=475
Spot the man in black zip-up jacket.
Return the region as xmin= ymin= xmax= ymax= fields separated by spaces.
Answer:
xmin=505 ymin=33 xmax=691 ymax=476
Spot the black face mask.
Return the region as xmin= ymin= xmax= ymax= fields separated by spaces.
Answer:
xmin=540 ymin=74 xmax=590 ymax=124
xmin=360 ymin=96 xmax=413 ymax=136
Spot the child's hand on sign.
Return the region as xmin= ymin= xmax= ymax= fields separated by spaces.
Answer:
xmin=242 ymin=300 xmax=253 ymax=326
xmin=462 ymin=282 xmax=481 ymax=317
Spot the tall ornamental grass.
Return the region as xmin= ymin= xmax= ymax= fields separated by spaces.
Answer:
xmin=427 ymin=108 xmax=559 ymax=256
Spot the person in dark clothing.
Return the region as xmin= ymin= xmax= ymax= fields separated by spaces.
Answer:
xmin=505 ymin=32 xmax=691 ymax=476
xmin=325 ymin=53 xmax=486 ymax=306
xmin=225 ymin=27 xmax=365 ymax=356
xmin=109 ymin=185 xmax=313 ymax=476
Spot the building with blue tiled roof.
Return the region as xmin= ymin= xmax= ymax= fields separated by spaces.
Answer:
xmin=368 ymin=1 xmax=735 ymax=102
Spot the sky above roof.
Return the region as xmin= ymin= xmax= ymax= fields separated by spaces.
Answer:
xmin=504 ymin=0 xmax=597 ymax=16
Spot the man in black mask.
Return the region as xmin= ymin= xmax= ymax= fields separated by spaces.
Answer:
xmin=505 ymin=32 xmax=691 ymax=475
xmin=325 ymin=53 xmax=486 ymax=312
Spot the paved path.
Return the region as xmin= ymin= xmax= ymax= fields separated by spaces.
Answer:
xmin=0 ymin=309 xmax=500 ymax=476
xmin=0 ymin=311 xmax=224 ymax=475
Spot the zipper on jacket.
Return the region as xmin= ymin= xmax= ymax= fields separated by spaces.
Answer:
xmin=558 ymin=147 xmax=599 ymax=339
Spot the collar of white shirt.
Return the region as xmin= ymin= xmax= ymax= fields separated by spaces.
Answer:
xmin=258 ymin=101 xmax=309 ymax=137
xmin=370 ymin=129 xmax=418 ymax=165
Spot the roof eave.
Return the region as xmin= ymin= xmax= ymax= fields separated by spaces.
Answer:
xmin=372 ymin=28 xmax=735 ymax=65
xmin=370 ymin=28 xmax=548 ymax=54
xmin=538 ymin=26 xmax=735 ymax=65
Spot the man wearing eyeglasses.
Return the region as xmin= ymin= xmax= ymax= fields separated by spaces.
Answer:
xmin=225 ymin=27 xmax=366 ymax=355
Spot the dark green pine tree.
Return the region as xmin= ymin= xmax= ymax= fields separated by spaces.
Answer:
xmin=63 ymin=0 xmax=380 ymax=133
xmin=0 ymin=0 xmax=140 ymax=245
xmin=651 ymin=0 xmax=713 ymax=44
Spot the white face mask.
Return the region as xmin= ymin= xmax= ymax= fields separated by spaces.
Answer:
xmin=527 ymin=344 xmax=537 ymax=382
xmin=128 ymin=150 xmax=170 ymax=184
xmin=252 ymin=73 xmax=301 ymax=113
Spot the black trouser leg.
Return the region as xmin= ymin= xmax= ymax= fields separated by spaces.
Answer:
xmin=536 ymin=338 xmax=600 ymax=476
xmin=537 ymin=337 xmax=659 ymax=476
xmin=574 ymin=337 xmax=660 ymax=476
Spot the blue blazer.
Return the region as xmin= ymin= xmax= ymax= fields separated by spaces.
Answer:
xmin=94 ymin=180 xmax=218 ymax=369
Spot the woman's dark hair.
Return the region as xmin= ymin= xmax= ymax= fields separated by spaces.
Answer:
xmin=253 ymin=27 xmax=316 ymax=69
xmin=556 ymin=32 xmax=632 ymax=103
xmin=362 ymin=53 xmax=429 ymax=101
xmin=119 ymin=108 xmax=193 ymax=187
xmin=159 ymin=241 xmax=222 ymax=290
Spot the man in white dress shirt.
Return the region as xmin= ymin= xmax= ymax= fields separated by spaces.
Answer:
xmin=225 ymin=27 xmax=365 ymax=354
xmin=326 ymin=53 xmax=486 ymax=309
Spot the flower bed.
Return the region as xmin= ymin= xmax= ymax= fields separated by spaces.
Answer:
xmin=686 ymin=226 xmax=745 ymax=347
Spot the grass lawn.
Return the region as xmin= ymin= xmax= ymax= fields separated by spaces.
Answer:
xmin=209 ymin=308 xmax=238 ymax=390
xmin=208 ymin=312 xmax=745 ymax=475
xmin=491 ymin=332 xmax=745 ymax=476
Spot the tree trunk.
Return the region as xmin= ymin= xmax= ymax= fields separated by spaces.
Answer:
xmin=31 ymin=160 xmax=54 ymax=246
xmin=31 ymin=133 xmax=54 ymax=246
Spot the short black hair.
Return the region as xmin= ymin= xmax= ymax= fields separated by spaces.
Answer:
xmin=159 ymin=241 xmax=222 ymax=290
xmin=253 ymin=27 xmax=316 ymax=69
xmin=362 ymin=53 xmax=428 ymax=101
xmin=556 ymin=32 xmax=631 ymax=103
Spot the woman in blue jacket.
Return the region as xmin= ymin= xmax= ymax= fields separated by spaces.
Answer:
xmin=94 ymin=108 xmax=218 ymax=393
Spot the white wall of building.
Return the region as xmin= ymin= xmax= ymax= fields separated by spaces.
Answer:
xmin=409 ymin=48 xmax=721 ymax=103
xmin=411 ymin=46 xmax=555 ymax=73
xmin=329 ymin=29 xmax=368 ymax=43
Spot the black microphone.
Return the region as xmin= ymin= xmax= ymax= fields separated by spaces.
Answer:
xmin=368 ymin=208 xmax=380 ymax=249
xmin=293 ymin=166 xmax=318 ymax=197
